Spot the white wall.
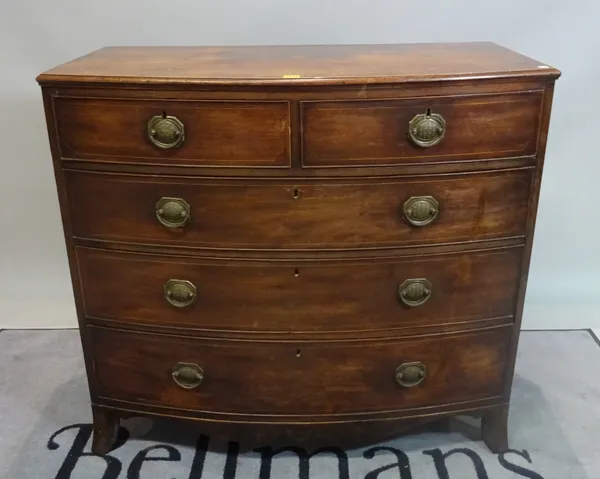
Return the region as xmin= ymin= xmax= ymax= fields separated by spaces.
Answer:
xmin=1 ymin=0 xmax=598 ymax=329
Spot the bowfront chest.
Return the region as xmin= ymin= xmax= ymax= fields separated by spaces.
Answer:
xmin=37 ymin=43 xmax=560 ymax=454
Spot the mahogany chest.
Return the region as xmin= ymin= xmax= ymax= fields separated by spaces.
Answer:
xmin=37 ymin=43 xmax=560 ymax=454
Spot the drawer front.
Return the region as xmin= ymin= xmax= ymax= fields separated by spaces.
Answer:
xmin=66 ymin=169 xmax=532 ymax=250
xmin=90 ymin=327 xmax=510 ymax=415
xmin=302 ymin=92 xmax=542 ymax=167
xmin=54 ymin=98 xmax=291 ymax=167
xmin=78 ymin=247 xmax=521 ymax=333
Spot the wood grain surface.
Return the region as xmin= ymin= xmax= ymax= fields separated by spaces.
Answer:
xmin=54 ymin=97 xmax=290 ymax=166
xmin=65 ymin=168 xmax=533 ymax=250
xmin=37 ymin=43 xmax=560 ymax=86
xmin=90 ymin=326 xmax=510 ymax=416
xmin=77 ymin=246 xmax=521 ymax=334
xmin=302 ymin=91 xmax=542 ymax=166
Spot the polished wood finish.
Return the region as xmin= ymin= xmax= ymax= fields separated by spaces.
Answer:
xmin=302 ymin=91 xmax=542 ymax=166
xmin=37 ymin=43 xmax=559 ymax=455
xmin=91 ymin=406 xmax=120 ymax=456
xmin=37 ymin=43 xmax=560 ymax=86
xmin=65 ymin=168 xmax=532 ymax=250
xmin=77 ymin=246 xmax=521 ymax=334
xmin=482 ymin=403 xmax=510 ymax=453
xmin=90 ymin=326 xmax=510 ymax=416
xmin=55 ymin=97 xmax=291 ymax=166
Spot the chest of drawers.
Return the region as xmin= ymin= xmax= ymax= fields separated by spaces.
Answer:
xmin=37 ymin=43 xmax=560 ymax=454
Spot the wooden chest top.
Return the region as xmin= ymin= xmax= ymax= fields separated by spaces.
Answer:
xmin=37 ymin=42 xmax=560 ymax=86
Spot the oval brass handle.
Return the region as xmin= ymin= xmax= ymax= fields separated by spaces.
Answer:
xmin=148 ymin=114 xmax=185 ymax=149
xmin=409 ymin=109 xmax=446 ymax=148
xmin=156 ymin=197 xmax=191 ymax=229
xmin=395 ymin=362 xmax=427 ymax=388
xmin=164 ymin=279 xmax=197 ymax=308
xmin=398 ymin=278 xmax=432 ymax=308
xmin=172 ymin=362 xmax=204 ymax=389
xmin=403 ymin=195 xmax=439 ymax=227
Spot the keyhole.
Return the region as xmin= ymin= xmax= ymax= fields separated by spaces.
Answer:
xmin=425 ymin=107 xmax=432 ymax=117
xmin=161 ymin=110 xmax=167 ymax=119
xmin=292 ymin=188 xmax=300 ymax=200
xmin=294 ymin=268 xmax=300 ymax=277
xmin=296 ymin=349 xmax=301 ymax=358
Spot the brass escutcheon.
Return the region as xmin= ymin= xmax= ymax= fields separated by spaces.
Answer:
xmin=164 ymin=279 xmax=197 ymax=308
xmin=398 ymin=278 xmax=432 ymax=308
xmin=409 ymin=109 xmax=446 ymax=148
xmin=395 ymin=362 xmax=427 ymax=388
xmin=148 ymin=114 xmax=185 ymax=149
xmin=403 ymin=196 xmax=439 ymax=227
xmin=156 ymin=197 xmax=191 ymax=229
xmin=172 ymin=362 xmax=204 ymax=389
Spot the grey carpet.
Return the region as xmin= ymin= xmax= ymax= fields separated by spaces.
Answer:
xmin=1 ymin=330 xmax=600 ymax=479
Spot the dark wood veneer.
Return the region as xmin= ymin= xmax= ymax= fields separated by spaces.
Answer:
xmin=55 ymin=98 xmax=291 ymax=166
xmin=65 ymin=168 xmax=532 ymax=250
xmin=302 ymin=91 xmax=542 ymax=166
xmin=90 ymin=326 xmax=511 ymax=416
xmin=77 ymin=246 xmax=521 ymax=334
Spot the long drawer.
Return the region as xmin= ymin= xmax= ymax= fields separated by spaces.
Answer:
xmin=65 ymin=168 xmax=532 ymax=250
xmin=301 ymin=91 xmax=543 ymax=167
xmin=77 ymin=246 xmax=521 ymax=334
xmin=90 ymin=326 xmax=510 ymax=416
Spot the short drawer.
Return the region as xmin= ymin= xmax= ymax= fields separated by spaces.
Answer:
xmin=53 ymin=97 xmax=290 ymax=167
xmin=65 ymin=168 xmax=532 ymax=250
xmin=77 ymin=247 xmax=521 ymax=334
xmin=301 ymin=91 xmax=542 ymax=167
xmin=90 ymin=327 xmax=510 ymax=416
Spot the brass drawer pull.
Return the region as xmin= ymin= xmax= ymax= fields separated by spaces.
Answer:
xmin=156 ymin=197 xmax=191 ymax=229
xmin=403 ymin=195 xmax=439 ymax=227
xmin=398 ymin=278 xmax=432 ymax=307
xmin=164 ymin=279 xmax=197 ymax=308
xmin=409 ymin=109 xmax=446 ymax=148
xmin=395 ymin=362 xmax=427 ymax=387
xmin=172 ymin=362 xmax=204 ymax=389
xmin=148 ymin=114 xmax=185 ymax=149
